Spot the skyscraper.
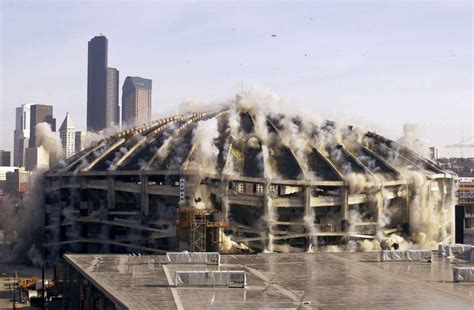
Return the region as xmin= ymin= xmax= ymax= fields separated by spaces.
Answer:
xmin=122 ymin=76 xmax=152 ymax=127
xmin=106 ymin=67 xmax=120 ymax=128
xmin=87 ymin=35 xmax=119 ymax=131
xmin=13 ymin=103 xmax=32 ymax=167
xmin=59 ymin=113 xmax=76 ymax=159
xmin=14 ymin=103 xmax=55 ymax=168
xmin=75 ymin=131 xmax=86 ymax=154
xmin=29 ymin=104 xmax=56 ymax=148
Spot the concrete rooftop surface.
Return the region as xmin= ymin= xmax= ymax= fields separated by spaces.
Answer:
xmin=64 ymin=252 xmax=474 ymax=309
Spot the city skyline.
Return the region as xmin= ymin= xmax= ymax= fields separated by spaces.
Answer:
xmin=1 ymin=1 xmax=472 ymax=157
xmin=13 ymin=103 xmax=56 ymax=167
xmin=87 ymin=35 xmax=120 ymax=131
xmin=0 ymin=3 xmax=474 ymax=307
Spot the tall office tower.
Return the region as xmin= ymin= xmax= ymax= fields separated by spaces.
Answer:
xmin=0 ymin=150 xmax=11 ymax=166
xmin=87 ymin=35 xmax=107 ymax=131
xmin=122 ymin=76 xmax=152 ymax=127
xmin=75 ymin=131 xmax=86 ymax=154
xmin=29 ymin=104 xmax=56 ymax=148
xmin=59 ymin=113 xmax=76 ymax=159
xmin=13 ymin=103 xmax=32 ymax=167
xmin=87 ymin=35 xmax=119 ymax=131
xmin=106 ymin=67 xmax=120 ymax=128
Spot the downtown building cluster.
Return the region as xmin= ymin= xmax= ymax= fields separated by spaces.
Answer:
xmin=0 ymin=35 xmax=152 ymax=206
xmin=87 ymin=35 xmax=152 ymax=131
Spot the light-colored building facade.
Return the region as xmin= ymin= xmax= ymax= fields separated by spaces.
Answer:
xmin=106 ymin=67 xmax=120 ymax=128
xmin=59 ymin=113 xmax=76 ymax=159
xmin=122 ymin=76 xmax=152 ymax=127
xmin=429 ymin=146 xmax=439 ymax=162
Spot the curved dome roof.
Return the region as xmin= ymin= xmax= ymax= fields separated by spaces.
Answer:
xmin=53 ymin=102 xmax=447 ymax=188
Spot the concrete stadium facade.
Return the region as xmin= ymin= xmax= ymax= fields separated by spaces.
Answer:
xmin=44 ymin=104 xmax=456 ymax=256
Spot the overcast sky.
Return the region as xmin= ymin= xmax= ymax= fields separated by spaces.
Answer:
xmin=1 ymin=0 xmax=472 ymax=157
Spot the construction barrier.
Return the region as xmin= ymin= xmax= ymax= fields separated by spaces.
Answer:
xmin=438 ymin=244 xmax=473 ymax=256
xmin=453 ymin=267 xmax=474 ymax=283
xmin=175 ymin=270 xmax=246 ymax=288
xmin=165 ymin=252 xmax=220 ymax=265
xmin=380 ymin=250 xmax=432 ymax=262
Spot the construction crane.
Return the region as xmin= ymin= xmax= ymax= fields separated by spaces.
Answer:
xmin=445 ymin=137 xmax=474 ymax=158
xmin=445 ymin=137 xmax=474 ymax=148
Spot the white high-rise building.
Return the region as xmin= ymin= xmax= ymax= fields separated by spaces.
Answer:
xmin=13 ymin=103 xmax=33 ymax=167
xmin=59 ymin=113 xmax=76 ymax=159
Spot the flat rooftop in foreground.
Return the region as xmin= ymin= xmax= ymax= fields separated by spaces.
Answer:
xmin=64 ymin=252 xmax=474 ymax=309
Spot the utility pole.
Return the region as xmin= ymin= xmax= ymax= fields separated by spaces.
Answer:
xmin=13 ymin=272 xmax=17 ymax=310
xmin=42 ymin=240 xmax=46 ymax=309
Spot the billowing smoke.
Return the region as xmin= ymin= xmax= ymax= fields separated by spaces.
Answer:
xmin=262 ymin=195 xmax=276 ymax=253
xmin=189 ymin=118 xmax=219 ymax=174
xmin=35 ymin=122 xmax=63 ymax=166
xmin=220 ymin=232 xmax=249 ymax=253
xmin=81 ymin=125 xmax=121 ymax=150
xmin=0 ymin=171 xmax=46 ymax=267
xmin=179 ymin=97 xmax=224 ymax=114
xmin=221 ymin=90 xmax=453 ymax=252
xmin=304 ymin=208 xmax=319 ymax=252
xmin=30 ymin=88 xmax=454 ymax=257
xmin=397 ymin=123 xmax=430 ymax=158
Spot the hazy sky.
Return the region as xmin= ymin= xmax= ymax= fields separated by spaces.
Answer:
xmin=1 ymin=0 xmax=472 ymax=157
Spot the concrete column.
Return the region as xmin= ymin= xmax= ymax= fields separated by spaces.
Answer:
xmin=341 ymin=186 xmax=349 ymax=235
xmin=80 ymin=177 xmax=88 ymax=210
xmin=304 ymin=186 xmax=312 ymax=217
xmin=141 ymin=175 xmax=149 ymax=215
xmin=107 ymin=176 xmax=115 ymax=210
xmin=263 ymin=181 xmax=270 ymax=216
xmin=376 ymin=187 xmax=384 ymax=234
xmin=404 ymin=183 xmax=410 ymax=234
xmin=221 ymin=180 xmax=229 ymax=222
xmin=304 ymin=186 xmax=313 ymax=249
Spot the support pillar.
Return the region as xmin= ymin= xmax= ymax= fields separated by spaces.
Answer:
xmin=107 ymin=176 xmax=115 ymax=210
xmin=221 ymin=180 xmax=230 ymax=222
xmin=141 ymin=175 xmax=149 ymax=215
xmin=341 ymin=186 xmax=349 ymax=237
xmin=80 ymin=177 xmax=88 ymax=211
xmin=376 ymin=186 xmax=384 ymax=235
xmin=263 ymin=182 xmax=270 ymax=216
xmin=404 ymin=183 xmax=410 ymax=234
xmin=263 ymin=181 xmax=272 ymax=251
xmin=304 ymin=186 xmax=312 ymax=217
xmin=304 ymin=186 xmax=313 ymax=248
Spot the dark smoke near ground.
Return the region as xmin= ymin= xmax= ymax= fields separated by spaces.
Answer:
xmin=1 ymin=171 xmax=46 ymax=267
xmin=1 ymin=122 xmax=63 ymax=266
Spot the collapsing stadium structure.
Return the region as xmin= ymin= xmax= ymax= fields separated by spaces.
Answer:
xmin=44 ymin=94 xmax=457 ymax=256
